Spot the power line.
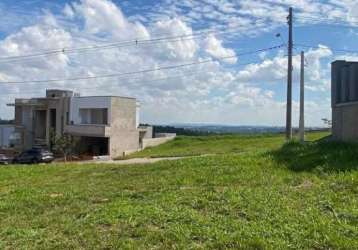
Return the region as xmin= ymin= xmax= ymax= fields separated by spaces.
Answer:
xmin=294 ymin=43 xmax=358 ymax=54
xmin=0 ymin=21 xmax=272 ymax=63
xmin=0 ymin=44 xmax=284 ymax=84
xmin=0 ymin=67 xmax=206 ymax=86
xmin=0 ymin=59 xmax=269 ymax=96
xmin=0 ymin=72 xmax=202 ymax=96
xmin=0 ymin=36 xmax=204 ymax=64
xmin=0 ymin=31 xmax=211 ymax=62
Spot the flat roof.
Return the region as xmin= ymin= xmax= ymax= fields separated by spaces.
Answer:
xmin=73 ymin=96 xmax=136 ymax=100
xmin=46 ymin=89 xmax=73 ymax=91
xmin=332 ymin=60 xmax=358 ymax=64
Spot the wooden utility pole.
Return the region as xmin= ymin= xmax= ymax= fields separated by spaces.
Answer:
xmin=299 ymin=51 xmax=305 ymax=143
xmin=286 ymin=7 xmax=293 ymax=140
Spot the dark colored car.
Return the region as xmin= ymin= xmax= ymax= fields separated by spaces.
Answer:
xmin=0 ymin=154 xmax=12 ymax=165
xmin=13 ymin=149 xmax=54 ymax=164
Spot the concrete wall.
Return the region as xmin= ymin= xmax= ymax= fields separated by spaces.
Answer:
xmin=142 ymin=136 xmax=175 ymax=149
xmin=47 ymin=97 xmax=71 ymax=136
xmin=139 ymin=126 xmax=153 ymax=139
xmin=0 ymin=126 xmax=15 ymax=148
xmin=110 ymin=131 xmax=139 ymax=157
xmin=15 ymin=106 xmax=22 ymax=125
xmin=14 ymin=106 xmax=27 ymax=149
xmin=65 ymin=124 xmax=110 ymax=137
xmin=136 ymin=102 xmax=140 ymax=128
xmin=34 ymin=110 xmax=46 ymax=139
xmin=332 ymin=61 xmax=358 ymax=141
xmin=332 ymin=104 xmax=358 ymax=141
xmin=14 ymin=94 xmax=72 ymax=149
xmin=70 ymin=97 xmax=112 ymax=125
xmin=155 ymin=133 xmax=177 ymax=138
xmin=21 ymin=106 xmax=34 ymax=149
xmin=109 ymin=97 xmax=139 ymax=158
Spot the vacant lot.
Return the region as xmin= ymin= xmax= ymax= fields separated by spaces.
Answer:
xmin=128 ymin=132 xmax=328 ymax=158
xmin=0 ymin=132 xmax=357 ymax=249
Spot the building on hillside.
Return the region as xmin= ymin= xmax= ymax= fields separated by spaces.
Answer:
xmin=331 ymin=60 xmax=358 ymax=140
xmin=7 ymin=89 xmax=153 ymax=158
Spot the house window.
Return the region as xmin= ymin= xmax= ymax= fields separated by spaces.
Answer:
xmin=79 ymin=108 xmax=108 ymax=125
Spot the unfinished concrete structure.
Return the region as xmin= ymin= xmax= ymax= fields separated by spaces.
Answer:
xmin=9 ymin=90 xmax=152 ymax=158
xmin=331 ymin=60 xmax=358 ymax=141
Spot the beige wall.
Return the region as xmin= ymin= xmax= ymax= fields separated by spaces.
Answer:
xmin=110 ymin=97 xmax=137 ymax=130
xmin=110 ymin=131 xmax=139 ymax=157
xmin=109 ymin=97 xmax=139 ymax=158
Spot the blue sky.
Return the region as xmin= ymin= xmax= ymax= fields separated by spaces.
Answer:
xmin=0 ymin=0 xmax=357 ymax=126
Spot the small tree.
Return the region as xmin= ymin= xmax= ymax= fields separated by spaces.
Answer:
xmin=322 ymin=118 xmax=332 ymax=132
xmin=50 ymin=130 xmax=78 ymax=162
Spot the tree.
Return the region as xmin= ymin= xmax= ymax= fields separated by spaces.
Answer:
xmin=322 ymin=118 xmax=332 ymax=127
xmin=50 ymin=130 xmax=78 ymax=162
xmin=322 ymin=118 xmax=332 ymax=132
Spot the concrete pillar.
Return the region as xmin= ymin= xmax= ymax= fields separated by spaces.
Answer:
xmin=341 ymin=66 xmax=349 ymax=103
xmin=46 ymin=109 xmax=50 ymax=144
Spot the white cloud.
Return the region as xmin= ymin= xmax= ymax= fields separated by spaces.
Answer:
xmin=63 ymin=4 xmax=75 ymax=18
xmin=235 ymin=45 xmax=333 ymax=88
xmin=204 ymin=34 xmax=237 ymax=64
xmin=149 ymin=18 xmax=198 ymax=60
xmin=71 ymin=0 xmax=150 ymax=40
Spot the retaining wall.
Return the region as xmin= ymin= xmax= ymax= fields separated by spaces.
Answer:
xmin=142 ymin=136 xmax=175 ymax=149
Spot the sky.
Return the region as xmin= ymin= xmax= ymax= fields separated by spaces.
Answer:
xmin=0 ymin=0 xmax=357 ymax=126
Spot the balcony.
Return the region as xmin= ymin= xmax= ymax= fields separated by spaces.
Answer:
xmin=65 ymin=124 xmax=110 ymax=137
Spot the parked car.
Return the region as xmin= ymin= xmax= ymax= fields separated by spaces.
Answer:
xmin=13 ymin=149 xmax=54 ymax=164
xmin=0 ymin=154 xmax=12 ymax=165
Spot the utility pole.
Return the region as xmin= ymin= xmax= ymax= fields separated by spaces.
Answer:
xmin=299 ymin=51 xmax=305 ymax=143
xmin=286 ymin=7 xmax=293 ymax=140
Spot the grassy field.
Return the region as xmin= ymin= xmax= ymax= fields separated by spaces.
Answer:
xmin=1 ymin=132 xmax=357 ymax=249
xmin=128 ymin=131 xmax=328 ymax=158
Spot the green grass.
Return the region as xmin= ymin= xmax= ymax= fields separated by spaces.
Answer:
xmin=128 ymin=131 xmax=328 ymax=158
xmin=0 ymin=132 xmax=357 ymax=249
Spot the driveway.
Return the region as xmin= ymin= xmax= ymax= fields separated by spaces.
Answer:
xmin=79 ymin=156 xmax=186 ymax=165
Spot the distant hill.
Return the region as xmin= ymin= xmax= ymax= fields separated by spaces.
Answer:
xmin=148 ymin=124 xmax=329 ymax=136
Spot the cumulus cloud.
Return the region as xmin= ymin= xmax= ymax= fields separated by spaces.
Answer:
xmin=204 ymin=34 xmax=237 ymax=64
xmin=235 ymin=45 xmax=332 ymax=88
xmin=150 ymin=18 xmax=198 ymax=60
xmin=71 ymin=0 xmax=150 ymax=40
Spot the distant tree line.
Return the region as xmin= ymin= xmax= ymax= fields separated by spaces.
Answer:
xmin=0 ymin=118 xmax=14 ymax=125
xmin=154 ymin=125 xmax=213 ymax=136
xmin=140 ymin=124 xmax=213 ymax=136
